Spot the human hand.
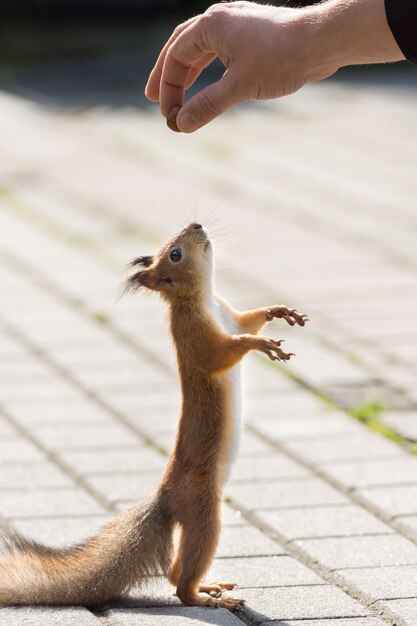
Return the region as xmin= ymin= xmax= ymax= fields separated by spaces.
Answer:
xmin=145 ymin=1 xmax=327 ymax=133
xmin=145 ymin=0 xmax=404 ymax=134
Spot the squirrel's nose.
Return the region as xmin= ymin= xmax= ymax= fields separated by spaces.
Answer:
xmin=190 ymin=223 xmax=202 ymax=230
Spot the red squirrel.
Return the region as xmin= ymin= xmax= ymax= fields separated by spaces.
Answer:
xmin=0 ymin=223 xmax=308 ymax=610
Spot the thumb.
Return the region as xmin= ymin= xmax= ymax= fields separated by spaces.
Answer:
xmin=176 ymin=71 xmax=238 ymax=133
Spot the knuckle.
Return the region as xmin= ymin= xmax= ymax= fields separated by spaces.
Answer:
xmin=198 ymin=92 xmax=222 ymax=118
xmin=205 ymin=3 xmax=226 ymax=16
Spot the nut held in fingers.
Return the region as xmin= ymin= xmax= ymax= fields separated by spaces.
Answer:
xmin=167 ymin=106 xmax=181 ymax=132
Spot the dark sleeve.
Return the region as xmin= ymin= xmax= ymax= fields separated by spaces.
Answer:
xmin=385 ymin=0 xmax=417 ymax=64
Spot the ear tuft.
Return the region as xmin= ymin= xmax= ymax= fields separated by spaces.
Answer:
xmin=129 ymin=255 xmax=154 ymax=268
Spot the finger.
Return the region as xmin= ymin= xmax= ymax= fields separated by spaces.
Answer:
xmin=165 ymin=53 xmax=218 ymax=128
xmin=176 ymin=70 xmax=240 ymax=133
xmin=185 ymin=53 xmax=217 ymax=89
xmin=145 ymin=16 xmax=199 ymax=102
xmin=160 ymin=20 xmax=217 ymax=117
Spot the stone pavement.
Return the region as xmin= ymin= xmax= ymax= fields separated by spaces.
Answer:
xmin=0 ymin=65 xmax=416 ymax=626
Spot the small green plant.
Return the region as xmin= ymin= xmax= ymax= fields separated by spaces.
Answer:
xmin=350 ymin=400 xmax=403 ymax=444
xmin=92 ymin=311 xmax=109 ymax=324
xmin=350 ymin=400 xmax=386 ymax=423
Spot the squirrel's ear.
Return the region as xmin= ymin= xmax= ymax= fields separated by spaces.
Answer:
xmin=123 ymin=268 xmax=159 ymax=295
xmin=139 ymin=269 xmax=159 ymax=290
xmin=130 ymin=255 xmax=154 ymax=268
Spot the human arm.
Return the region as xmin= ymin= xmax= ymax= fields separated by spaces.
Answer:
xmin=145 ymin=0 xmax=405 ymax=133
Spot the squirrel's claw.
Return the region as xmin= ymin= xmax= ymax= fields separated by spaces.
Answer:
xmin=262 ymin=339 xmax=294 ymax=362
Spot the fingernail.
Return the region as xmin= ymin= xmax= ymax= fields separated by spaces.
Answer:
xmin=167 ymin=106 xmax=181 ymax=132
xmin=177 ymin=112 xmax=198 ymax=133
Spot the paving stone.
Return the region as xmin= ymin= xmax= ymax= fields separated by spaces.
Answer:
xmin=358 ymin=485 xmax=417 ymax=517
xmin=239 ymin=586 xmax=369 ymax=622
xmin=0 ymin=461 xmax=73 ymax=489
xmin=0 ymin=371 xmax=81 ymax=397
xmin=1 ymin=487 xmax=106 ymax=518
xmin=208 ymin=555 xmax=323 ymax=588
xmin=295 ymin=535 xmax=417 ymax=569
xmin=0 ymin=438 xmax=45 ymax=463
xmin=0 ymin=607 xmax=101 ymax=625
xmin=285 ymin=433 xmax=405 ymax=464
xmin=245 ymin=388 xmax=326 ymax=417
xmin=61 ymin=447 xmax=166 ymax=474
xmin=254 ymin=413 xmax=366 ymax=441
xmin=374 ymin=598 xmax=417 ymax=625
xmin=230 ymin=452 xmax=308 ymax=483
xmin=324 ymin=456 xmax=417 ymax=489
xmin=239 ymin=430 xmax=275 ymax=455
xmin=243 ymin=359 xmax=296 ymax=394
xmin=220 ymin=504 xmax=246 ymax=526
xmin=7 ymin=398 xmax=113 ymax=425
xmin=260 ymin=504 xmax=393 ymax=540
xmin=283 ymin=335 xmax=370 ymax=388
xmin=86 ymin=472 xmax=162 ymax=502
xmin=229 ymin=476 xmax=348 ymax=511
xmin=381 ymin=411 xmax=417 ymax=441
xmin=396 ymin=515 xmax=417 ymax=540
xmin=154 ymin=430 xmax=176 ymax=454
xmin=35 ymin=422 xmax=137 ymax=450
xmin=261 ymin=617 xmax=387 ymax=626
xmin=72 ymin=363 xmax=164 ymax=389
xmin=216 ymin=525 xmax=286 ymax=558
xmin=12 ymin=514 xmax=112 ymax=546
xmin=338 ymin=565 xmax=417 ymax=600
xmin=0 ymin=417 xmax=17 ymax=437
xmin=109 ymin=607 xmax=244 ymax=625
xmin=126 ymin=411 xmax=180 ymax=435
xmin=0 ymin=384 xmax=87 ymax=405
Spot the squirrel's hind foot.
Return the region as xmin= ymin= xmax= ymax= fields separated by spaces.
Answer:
xmin=177 ymin=587 xmax=244 ymax=612
xmin=199 ymin=581 xmax=238 ymax=596
xmin=212 ymin=596 xmax=245 ymax=612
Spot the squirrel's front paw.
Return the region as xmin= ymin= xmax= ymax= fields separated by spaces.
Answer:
xmin=259 ymin=338 xmax=294 ymax=362
xmin=265 ymin=306 xmax=309 ymax=327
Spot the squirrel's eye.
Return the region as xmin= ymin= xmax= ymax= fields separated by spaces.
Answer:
xmin=170 ymin=248 xmax=182 ymax=263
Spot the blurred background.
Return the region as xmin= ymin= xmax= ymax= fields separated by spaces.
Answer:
xmin=0 ymin=0 xmax=415 ymax=106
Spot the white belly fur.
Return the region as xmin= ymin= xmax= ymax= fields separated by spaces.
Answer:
xmin=209 ymin=298 xmax=242 ymax=484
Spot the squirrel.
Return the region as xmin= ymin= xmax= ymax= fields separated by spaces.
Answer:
xmin=0 ymin=222 xmax=308 ymax=611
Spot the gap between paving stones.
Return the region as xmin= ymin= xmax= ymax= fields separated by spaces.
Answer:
xmin=0 ymin=314 xmax=170 ymax=474
xmin=0 ymin=261 xmax=402 ymax=625
xmin=0 ymin=187 xmax=414 ymax=450
xmin=3 ymin=91 xmax=417 ymax=416
xmin=245 ymin=421 xmax=417 ymax=548
xmin=79 ymin=105 xmax=417 ymax=276
xmin=78 ymin=110 xmax=417 ymax=409
xmin=0 ymin=189 xmax=414 ymax=623
xmin=0 ymin=401 xmax=113 ymax=513
xmin=225 ymin=501 xmax=402 ymax=626
xmin=0 ymin=230 xmax=414 ymax=523
xmin=219 ymin=268 xmax=417 ymax=448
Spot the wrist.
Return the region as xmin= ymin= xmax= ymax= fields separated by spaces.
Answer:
xmin=300 ymin=0 xmax=405 ymax=82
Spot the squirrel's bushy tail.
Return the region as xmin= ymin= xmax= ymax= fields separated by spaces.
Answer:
xmin=0 ymin=490 xmax=173 ymax=607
